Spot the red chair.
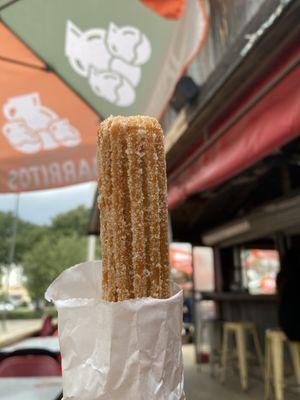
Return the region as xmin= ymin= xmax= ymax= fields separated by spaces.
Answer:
xmin=40 ymin=314 xmax=54 ymax=336
xmin=52 ymin=329 xmax=59 ymax=337
xmin=0 ymin=355 xmax=61 ymax=377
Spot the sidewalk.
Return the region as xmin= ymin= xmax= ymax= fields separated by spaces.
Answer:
xmin=183 ymin=344 xmax=299 ymax=400
xmin=0 ymin=319 xmax=40 ymax=334
xmin=0 ymin=319 xmax=41 ymax=347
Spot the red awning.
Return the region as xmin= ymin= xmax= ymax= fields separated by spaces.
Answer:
xmin=168 ymin=49 xmax=300 ymax=210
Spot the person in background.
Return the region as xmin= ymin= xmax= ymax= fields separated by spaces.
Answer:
xmin=182 ymin=288 xmax=193 ymax=342
xmin=276 ymin=248 xmax=300 ymax=341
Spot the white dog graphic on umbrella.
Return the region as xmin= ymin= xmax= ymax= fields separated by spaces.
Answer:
xmin=65 ymin=20 xmax=152 ymax=107
xmin=2 ymin=92 xmax=81 ymax=154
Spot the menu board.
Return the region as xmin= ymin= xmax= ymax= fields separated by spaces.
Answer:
xmin=241 ymin=249 xmax=280 ymax=294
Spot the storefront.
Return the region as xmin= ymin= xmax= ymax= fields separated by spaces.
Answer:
xmin=165 ymin=0 xmax=300 ymax=357
xmin=88 ymin=1 xmax=300 ymax=344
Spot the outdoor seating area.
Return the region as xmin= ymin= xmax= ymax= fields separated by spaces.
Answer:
xmin=1 ymin=326 xmax=299 ymax=399
xmin=184 ymin=344 xmax=300 ymax=400
xmin=193 ymin=319 xmax=300 ymax=400
xmin=0 ymin=316 xmax=62 ymax=399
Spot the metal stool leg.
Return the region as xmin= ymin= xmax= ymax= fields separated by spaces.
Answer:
xmin=197 ymin=321 xmax=204 ymax=371
xmin=236 ymin=327 xmax=248 ymax=391
xmin=272 ymin=334 xmax=284 ymax=400
xmin=220 ymin=326 xmax=229 ymax=384
xmin=289 ymin=342 xmax=300 ymax=385
xmin=265 ymin=334 xmax=272 ymax=400
xmin=208 ymin=323 xmax=215 ymax=377
xmin=252 ymin=326 xmax=264 ymax=367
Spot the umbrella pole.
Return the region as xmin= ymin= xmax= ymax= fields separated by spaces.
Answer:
xmin=87 ymin=235 xmax=96 ymax=261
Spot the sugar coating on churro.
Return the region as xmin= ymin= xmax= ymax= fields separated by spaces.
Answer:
xmin=97 ymin=116 xmax=170 ymax=301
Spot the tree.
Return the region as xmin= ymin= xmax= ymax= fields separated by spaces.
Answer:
xmin=51 ymin=205 xmax=101 ymax=258
xmin=0 ymin=211 xmax=13 ymax=264
xmin=16 ymin=222 xmax=48 ymax=264
xmin=51 ymin=206 xmax=90 ymax=236
xmin=0 ymin=211 xmax=47 ymax=265
xmin=0 ymin=205 xmax=99 ymax=306
xmin=22 ymin=233 xmax=87 ymax=306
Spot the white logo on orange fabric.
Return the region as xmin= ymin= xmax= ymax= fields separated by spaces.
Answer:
xmin=65 ymin=20 xmax=151 ymax=107
xmin=2 ymin=93 xmax=81 ymax=154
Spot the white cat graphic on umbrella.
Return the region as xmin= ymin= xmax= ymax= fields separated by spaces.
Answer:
xmin=65 ymin=20 xmax=151 ymax=107
xmin=2 ymin=92 xmax=81 ymax=154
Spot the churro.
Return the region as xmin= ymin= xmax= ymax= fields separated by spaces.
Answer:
xmin=97 ymin=116 xmax=170 ymax=301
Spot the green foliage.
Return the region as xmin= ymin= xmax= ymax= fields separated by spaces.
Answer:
xmin=51 ymin=206 xmax=90 ymax=236
xmin=4 ymin=307 xmax=57 ymax=320
xmin=0 ymin=205 xmax=96 ymax=305
xmin=16 ymin=223 xmax=48 ymax=264
xmin=0 ymin=292 xmax=8 ymax=303
xmin=0 ymin=211 xmax=14 ymax=264
xmin=0 ymin=211 xmax=47 ymax=265
xmin=22 ymin=233 xmax=87 ymax=302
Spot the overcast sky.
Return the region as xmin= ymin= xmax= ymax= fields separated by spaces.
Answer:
xmin=0 ymin=182 xmax=97 ymax=225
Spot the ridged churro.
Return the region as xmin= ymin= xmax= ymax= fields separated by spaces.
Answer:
xmin=97 ymin=116 xmax=170 ymax=301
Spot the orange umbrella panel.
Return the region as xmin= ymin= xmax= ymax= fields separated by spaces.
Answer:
xmin=0 ymin=24 xmax=99 ymax=192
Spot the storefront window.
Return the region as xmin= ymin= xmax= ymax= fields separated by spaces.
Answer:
xmin=193 ymin=246 xmax=214 ymax=292
xmin=169 ymin=242 xmax=193 ymax=292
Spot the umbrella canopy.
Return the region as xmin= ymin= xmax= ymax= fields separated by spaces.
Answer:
xmin=0 ymin=0 xmax=208 ymax=192
xmin=0 ymin=23 xmax=99 ymax=192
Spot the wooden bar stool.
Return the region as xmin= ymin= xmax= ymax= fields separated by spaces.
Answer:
xmin=220 ymin=321 xmax=263 ymax=391
xmin=265 ymin=329 xmax=300 ymax=400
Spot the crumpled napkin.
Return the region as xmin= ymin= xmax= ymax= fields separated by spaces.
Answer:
xmin=45 ymin=261 xmax=185 ymax=399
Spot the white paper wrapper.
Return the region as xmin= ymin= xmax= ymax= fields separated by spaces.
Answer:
xmin=45 ymin=261 xmax=185 ymax=400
